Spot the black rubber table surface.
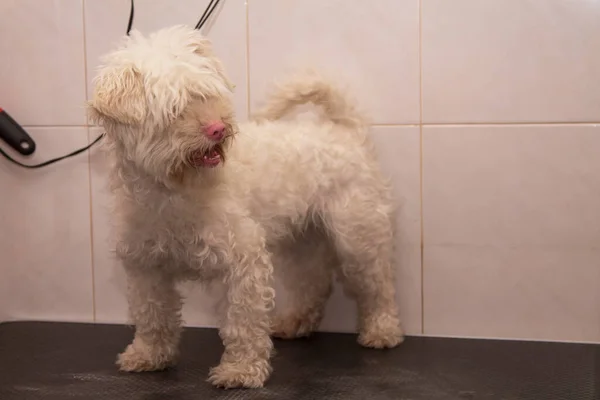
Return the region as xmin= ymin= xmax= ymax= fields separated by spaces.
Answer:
xmin=0 ymin=322 xmax=598 ymax=399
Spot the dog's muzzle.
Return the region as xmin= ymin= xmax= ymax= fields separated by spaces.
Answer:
xmin=189 ymin=143 xmax=224 ymax=168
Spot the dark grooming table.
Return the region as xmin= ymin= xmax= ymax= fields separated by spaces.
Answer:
xmin=0 ymin=322 xmax=598 ymax=399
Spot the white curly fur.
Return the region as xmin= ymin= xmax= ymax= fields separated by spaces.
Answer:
xmin=88 ymin=25 xmax=404 ymax=389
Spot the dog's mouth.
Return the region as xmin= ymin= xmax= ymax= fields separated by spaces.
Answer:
xmin=189 ymin=144 xmax=224 ymax=168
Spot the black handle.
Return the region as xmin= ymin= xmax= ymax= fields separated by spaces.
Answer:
xmin=0 ymin=108 xmax=36 ymax=156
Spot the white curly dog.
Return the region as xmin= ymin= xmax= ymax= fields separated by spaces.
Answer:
xmin=88 ymin=25 xmax=404 ymax=389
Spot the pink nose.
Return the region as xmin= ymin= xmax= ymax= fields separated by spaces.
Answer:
xmin=204 ymin=121 xmax=226 ymax=140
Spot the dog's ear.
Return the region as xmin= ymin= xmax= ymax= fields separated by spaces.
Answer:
xmin=190 ymin=35 xmax=235 ymax=93
xmin=210 ymin=58 xmax=236 ymax=93
xmin=88 ymin=64 xmax=146 ymax=126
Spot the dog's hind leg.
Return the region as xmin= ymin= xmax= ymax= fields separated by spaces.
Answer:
xmin=270 ymin=228 xmax=336 ymax=339
xmin=322 ymin=186 xmax=404 ymax=349
xmin=117 ymin=265 xmax=183 ymax=371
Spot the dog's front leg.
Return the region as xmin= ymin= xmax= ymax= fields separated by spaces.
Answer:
xmin=117 ymin=266 xmax=182 ymax=372
xmin=207 ymin=226 xmax=275 ymax=389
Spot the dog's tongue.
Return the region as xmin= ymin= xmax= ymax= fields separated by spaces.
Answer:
xmin=191 ymin=148 xmax=220 ymax=167
xmin=207 ymin=148 xmax=219 ymax=158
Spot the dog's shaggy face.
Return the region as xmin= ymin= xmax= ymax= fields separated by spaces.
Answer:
xmin=88 ymin=26 xmax=237 ymax=183
xmin=171 ymin=96 xmax=237 ymax=170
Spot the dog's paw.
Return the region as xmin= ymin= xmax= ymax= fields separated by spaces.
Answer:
xmin=358 ymin=314 xmax=405 ymax=349
xmin=117 ymin=343 xmax=177 ymax=372
xmin=358 ymin=330 xmax=404 ymax=349
xmin=271 ymin=313 xmax=317 ymax=339
xmin=207 ymin=359 xmax=271 ymax=389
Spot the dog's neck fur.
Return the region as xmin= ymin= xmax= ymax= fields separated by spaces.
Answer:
xmin=111 ymin=153 xmax=226 ymax=205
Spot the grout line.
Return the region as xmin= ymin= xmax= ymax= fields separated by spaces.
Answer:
xmin=82 ymin=0 xmax=90 ymax=103
xmin=422 ymin=122 xmax=600 ymax=127
xmin=21 ymin=125 xmax=90 ymax=129
xmin=86 ymin=127 xmax=97 ymax=323
xmin=19 ymin=122 xmax=600 ymax=129
xmin=371 ymin=123 xmax=420 ymax=127
xmin=418 ymin=0 xmax=425 ymax=335
xmin=245 ymin=0 xmax=251 ymax=118
xmin=82 ymin=0 xmax=97 ymax=323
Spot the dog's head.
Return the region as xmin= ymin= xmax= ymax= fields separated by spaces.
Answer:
xmin=88 ymin=25 xmax=237 ymax=183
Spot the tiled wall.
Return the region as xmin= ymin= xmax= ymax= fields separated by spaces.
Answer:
xmin=0 ymin=0 xmax=598 ymax=343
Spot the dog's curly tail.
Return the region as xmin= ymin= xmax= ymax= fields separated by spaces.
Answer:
xmin=253 ymin=70 xmax=367 ymax=130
